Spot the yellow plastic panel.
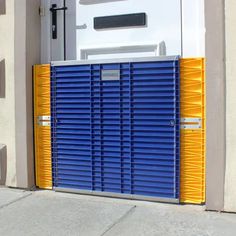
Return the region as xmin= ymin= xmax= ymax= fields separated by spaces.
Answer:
xmin=34 ymin=64 xmax=52 ymax=189
xmin=180 ymin=58 xmax=205 ymax=204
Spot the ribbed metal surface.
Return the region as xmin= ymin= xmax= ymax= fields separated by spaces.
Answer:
xmin=180 ymin=58 xmax=205 ymax=204
xmin=51 ymin=57 xmax=180 ymax=200
xmin=34 ymin=64 xmax=52 ymax=189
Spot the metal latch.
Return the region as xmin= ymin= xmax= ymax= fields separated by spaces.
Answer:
xmin=181 ymin=118 xmax=202 ymax=129
xmin=37 ymin=116 xmax=51 ymax=127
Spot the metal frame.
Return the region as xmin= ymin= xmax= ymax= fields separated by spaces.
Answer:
xmin=51 ymin=56 xmax=180 ymax=202
xmin=51 ymin=55 xmax=179 ymax=66
xmin=55 ymin=187 xmax=179 ymax=203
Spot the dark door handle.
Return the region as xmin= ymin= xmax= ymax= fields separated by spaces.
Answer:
xmin=50 ymin=4 xmax=68 ymax=39
xmin=50 ymin=7 xmax=68 ymax=11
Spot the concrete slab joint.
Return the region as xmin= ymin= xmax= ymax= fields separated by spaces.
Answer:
xmin=0 ymin=144 xmax=7 ymax=185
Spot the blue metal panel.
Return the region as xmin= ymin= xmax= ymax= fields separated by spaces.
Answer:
xmin=51 ymin=58 xmax=180 ymax=201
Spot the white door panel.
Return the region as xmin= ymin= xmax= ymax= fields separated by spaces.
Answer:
xmin=41 ymin=0 xmax=205 ymax=63
xmin=76 ymin=0 xmax=181 ymax=59
xmin=65 ymin=0 xmax=77 ymax=60
xmin=182 ymin=0 xmax=205 ymax=57
xmin=41 ymin=0 xmax=76 ymax=62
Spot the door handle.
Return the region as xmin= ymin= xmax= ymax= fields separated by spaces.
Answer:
xmin=50 ymin=4 xmax=68 ymax=39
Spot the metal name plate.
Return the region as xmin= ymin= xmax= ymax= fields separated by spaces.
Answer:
xmin=101 ymin=70 xmax=120 ymax=81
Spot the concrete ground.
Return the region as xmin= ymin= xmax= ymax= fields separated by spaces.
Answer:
xmin=0 ymin=188 xmax=236 ymax=236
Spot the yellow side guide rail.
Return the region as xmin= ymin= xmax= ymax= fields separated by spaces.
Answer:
xmin=180 ymin=58 xmax=206 ymax=204
xmin=34 ymin=64 xmax=52 ymax=189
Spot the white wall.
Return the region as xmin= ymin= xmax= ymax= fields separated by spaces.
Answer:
xmin=224 ymin=0 xmax=236 ymax=212
xmin=182 ymin=0 xmax=205 ymax=57
xmin=0 ymin=0 xmax=17 ymax=187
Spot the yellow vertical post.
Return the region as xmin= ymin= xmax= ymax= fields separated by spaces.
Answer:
xmin=180 ymin=58 xmax=206 ymax=204
xmin=34 ymin=64 xmax=52 ymax=189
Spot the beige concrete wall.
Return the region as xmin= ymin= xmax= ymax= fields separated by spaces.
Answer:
xmin=205 ymin=0 xmax=226 ymax=211
xmin=0 ymin=0 xmax=17 ymax=187
xmin=0 ymin=0 xmax=40 ymax=188
xmin=224 ymin=0 xmax=236 ymax=212
xmin=15 ymin=0 xmax=41 ymax=188
xmin=25 ymin=0 xmax=41 ymax=187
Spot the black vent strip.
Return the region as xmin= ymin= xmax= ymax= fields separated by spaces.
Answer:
xmin=94 ymin=13 xmax=146 ymax=30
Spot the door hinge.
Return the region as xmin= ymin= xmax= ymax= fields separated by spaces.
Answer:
xmin=39 ymin=6 xmax=45 ymax=17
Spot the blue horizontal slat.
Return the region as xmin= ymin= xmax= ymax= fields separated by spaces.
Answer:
xmin=51 ymin=58 xmax=180 ymax=200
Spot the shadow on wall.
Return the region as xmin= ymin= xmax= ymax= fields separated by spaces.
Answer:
xmin=0 ymin=59 xmax=5 ymax=98
xmin=0 ymin=0 xmax=6 ymax=15
xmin=0 ymin=144 xmax=7 ymax=186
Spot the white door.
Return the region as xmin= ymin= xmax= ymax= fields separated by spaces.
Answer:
xmin=76 ymin=0 xmax=182 ymax=60
xmin=41 ymin=0 xmax=205 ymax=63
xmin=41 ymin=0 xmax=76 ymax=62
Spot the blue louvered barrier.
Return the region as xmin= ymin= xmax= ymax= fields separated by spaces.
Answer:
xmin=51 ymin=57 xmax=180 ymax=202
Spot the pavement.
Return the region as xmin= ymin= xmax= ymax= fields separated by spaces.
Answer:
xmin=0 ymin=188 xmax=236 ymax=236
